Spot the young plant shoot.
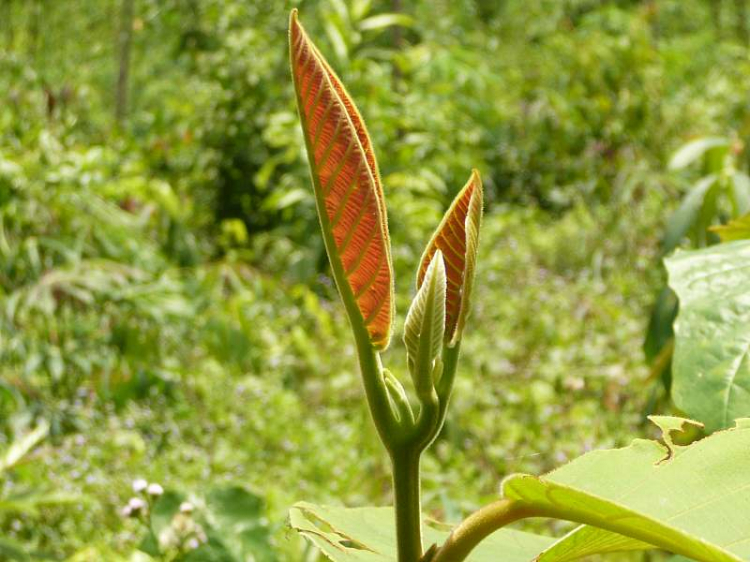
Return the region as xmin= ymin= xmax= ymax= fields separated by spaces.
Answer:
xmin=289 ymin=10 xmax=750 ymax=562
xmin=290 ymin=9 xmax=482 ymax=561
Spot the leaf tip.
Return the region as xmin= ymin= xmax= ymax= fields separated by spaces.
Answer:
xmin=289 ymin=8 xmax=301 ymax=40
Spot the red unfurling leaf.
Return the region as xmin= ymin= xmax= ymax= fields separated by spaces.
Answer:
xmin=289 ymin=10 xmax=394 ymax=349
xmin=418 ymin=170 xmax=483 ymax=344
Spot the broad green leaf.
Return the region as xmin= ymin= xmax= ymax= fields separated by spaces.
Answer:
xmin=710 ymin=214 xmax=750 ymax=242
xmin=289 ymin=503 xmax=554 ymax=562
xmin=290 ymin=10 xmax=394 ymax=350
xmin=150 ymin=490 xmax=185 ymax=538
xmin=206 ymin=485 xmax=264 ymax=529
xmin=418 ymin=170 xmax=483 ymax=345
xmin=204 ymin=485 xmax=276 ymax=561
xmin=293 ymin=416 xmax=750 ymax=562
xmin=507 ymin=417 xmax=750 ymax=562
xmin=404 ymin=251 xmax=446 ymax=397
xmin=533 ymin=417 xmax=701 ymax=561
xmin=666 ymin=241 xmax=750 ymax=431
xmin=668 ymin=137 xmax=729 ymax=170
xmin=139 ymin=491 xmax=185 ymax=556
xmin=663 ymin=174 xmax=716 ymax=253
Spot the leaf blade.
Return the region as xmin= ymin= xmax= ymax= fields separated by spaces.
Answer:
xmin=289 ymin=502 xmax=554 ymax=562
xmin=667 ymin=240 xmax=750 ymax=431
xmin=404 ymin=251 xmax=446 ymax=396
xmin=418 ymin=170 xmax=483 ymax=344
xmin=510 ymin=418 xmax=750 ymax=562
xmin=290 ymin=10 xmax=394 ymax=349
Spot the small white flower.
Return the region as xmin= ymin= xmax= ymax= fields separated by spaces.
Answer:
xmin=132 ymin=478 xmax=148 ymax=493
xmin=179 ymin=501 xmax=194 ymax=514
xmin=147 ymin=483 xmax=164 ymax=497
xmin=187 ymin=537 xmax=200 ymax=550
xmin=121 ymin=505 xmax=133 ymax=518
xmin=128 ymin=497 xmax=147 ymax=513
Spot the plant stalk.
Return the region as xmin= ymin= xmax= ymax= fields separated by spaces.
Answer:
xmin=429 ymin=499 xmax=537 ymax=562
xmin=392 ymin=448 xmax=423 ymax=562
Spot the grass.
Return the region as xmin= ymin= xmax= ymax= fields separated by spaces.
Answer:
xmin=1 ymin=188 xmax=670 ymax=560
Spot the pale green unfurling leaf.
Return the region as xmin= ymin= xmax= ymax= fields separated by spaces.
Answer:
xmin=404 ymin=251 xmax=446 ymax=397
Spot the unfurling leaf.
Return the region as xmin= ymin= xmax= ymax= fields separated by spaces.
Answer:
xmin=418 ymin=170 xmax=482 ymax=345
xmin=290 ymin=10 xmax=394 ymax=349
xmin=404 ymin=251 xmax=446 ymax=397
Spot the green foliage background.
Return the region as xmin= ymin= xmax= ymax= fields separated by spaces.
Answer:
xmin=1 ymin=0 xmax=749 ymax=559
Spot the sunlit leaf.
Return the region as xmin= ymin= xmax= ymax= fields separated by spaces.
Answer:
xmin=508 ymin=417 xmax=750 ymax=562
xmin=667 ymin=240 xmax=750 ymax=431
xmin=404 ymin=251 xmax=446 ymax=396
xmin=418 ymin=170 xmax=482 ymax=345
xmin=292 ymin=419 xmax=750 ymax=561
xmin=290 ymin=10 xmax=394 ymax=349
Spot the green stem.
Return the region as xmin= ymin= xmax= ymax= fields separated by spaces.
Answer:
xmin=392 ymin=448 xmax=423 ymax=562
xmin=391 ymin=344 xmax=462 ymax=562
xmin=357 ymin=340 xmax=401 ymax=445
xmin=428 ymin=499 xmax=538 ymax=562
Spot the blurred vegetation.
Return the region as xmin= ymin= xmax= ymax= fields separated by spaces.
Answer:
xmin=1 ymin=0 xmax=750 ymax=559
